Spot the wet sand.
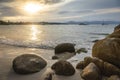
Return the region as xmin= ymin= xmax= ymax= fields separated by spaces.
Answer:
xmin=0 ymin=44 xmax=88 ymax=80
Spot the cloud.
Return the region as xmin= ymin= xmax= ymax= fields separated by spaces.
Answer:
xmin=0 ymin=0 xmax=66 ymax=4
xmin=58 ymin=10 xmax=93 ymax=14
xmin=0 ymin=0 xmax=14 ymax=3
xmin=49 ymin=8 xmax=120 ymax=20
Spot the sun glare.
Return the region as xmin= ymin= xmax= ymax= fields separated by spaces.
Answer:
xmin=24 ymin=3 xmax=44 ymax=14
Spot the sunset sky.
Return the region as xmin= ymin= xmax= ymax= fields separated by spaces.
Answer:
xmin=0 ymin=0 xmax=120 ymax=22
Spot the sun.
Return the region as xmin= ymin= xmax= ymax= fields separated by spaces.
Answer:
xmin=24 ymin=2 xmax=44 ymax=14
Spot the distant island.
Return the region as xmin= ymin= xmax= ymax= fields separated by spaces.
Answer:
xmin=0 ymin=20 xmax=119 ymax=25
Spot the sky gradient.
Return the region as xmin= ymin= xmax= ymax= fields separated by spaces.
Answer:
xmin=0 ymin=0 xmax=120 ymax=22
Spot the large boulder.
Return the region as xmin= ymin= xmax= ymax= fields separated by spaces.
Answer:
xmin=114 ymin=24 xmax=120 ymax=32
xmin=13 ymin=54 xmax=47 ymax=74
xmin=55 ymin=43 xmax=75 ymax=54
xmin=81 ymin=63 xmax=102 ymax=80
xmin=92 ymin=35 xmax=120 ymax=68
xmin=51 ymin=60 xmax=75 ymax=76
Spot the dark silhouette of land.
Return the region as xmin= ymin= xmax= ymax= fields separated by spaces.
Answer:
xmin=0 ymin=20 xmax=119 ymax=25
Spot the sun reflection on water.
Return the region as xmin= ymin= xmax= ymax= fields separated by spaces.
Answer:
xmin=30 ymin=25 xmax=42 ymax=41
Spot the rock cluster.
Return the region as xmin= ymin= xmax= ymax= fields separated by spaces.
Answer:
xmin=76 ymin=57 xmax=120 ymax=79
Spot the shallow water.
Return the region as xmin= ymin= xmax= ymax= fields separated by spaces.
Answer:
xmin=0 ymin=24 xmax=116 ymax=80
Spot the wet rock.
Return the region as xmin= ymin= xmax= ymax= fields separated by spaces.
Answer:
xmin=44 ymin=73 xmax=53 ymax=80
xmin=107 ymin=75 xmax=120 ymax=80
xmin=114 ymin=24 xmax=120 ymax=32
xmin=92 ymin=37 xmax=120 ymax=68
xmin=76 ymin=48 xmax=88 ymax=54
xmin=52 ymin=55 xmax=59 ymax=60
xmin=76 ymin=57 xmax=104 ymax=70
xmin=52 ymin=52 xmax=75 ymax=60
xmin=77 ymin=57 xmax=120 ymax=76
xmin=13 ymin=54 xmax=47 ymax=74
xmin=55 ymin=43 xmax=75 ymax=54
xmin=103 ymin=62 xmax=120 ymax=76
xmin=92 ymin=39 xmax=99 ymax=43
xmin=81 ymin=63 xmax=102 ymax=80
xmin=51 ymin=60 xmax=75 ymax=76
xmin=76 ymin=61 xmax=85 ymax=69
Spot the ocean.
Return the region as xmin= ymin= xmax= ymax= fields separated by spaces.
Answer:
xmin=0 ymin=24 xmax=116 ymax=80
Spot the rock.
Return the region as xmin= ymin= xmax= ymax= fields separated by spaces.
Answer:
xmin=77 ymin=57 xmax=120 ymax=76
xmin=107 ymin=75 xmax=120 ymax=80
xmin=52 ymin=52 xmax=75 ymax=60
xmin=81 ymin=63 xmax=102 ymax=80
xmin=92 ymin=39 xmax=99 ymax=43
xmin=51 ymin=60 xmax=75 ymax=76
xmin=55 ymin=43 xmax=75 ymax=54
xmin=13 ymin=54 xmax=47 ymax=74
xmin=52 ymin=56 xmax=59 ymax=60
xmin=44 ymin=73 xmax=53 ymax=80
xmin=103 ymin=62 xmax=120 ymax=76
xmin=76 ymin=61 xmax=86 ymax=69
xmin=92 ymin=37 xmax=120 ymax=68
xmin=76 ymin=57 xmax=104 ymax=70
xmin=76 ymin=48 xmax=88 ymax=54
xmin=84 ymin=57 xmax=104 ymax=70
xmin=114 ymin=24 xmax=120 ymax=32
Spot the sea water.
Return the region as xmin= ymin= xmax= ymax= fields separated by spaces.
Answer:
xmin=0 ymin=24 xmax=116 ymax=80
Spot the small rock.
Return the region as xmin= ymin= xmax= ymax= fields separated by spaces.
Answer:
xmin=81 ymin=63 xmax=102 ymax=80
xmin=55 ymin=43 xmax=75 ymax=54
xmin=13 ymin=54 xmax=47 ymax=74
xmin=52 ymin=56 xmax=59 ymax=60
xmin=92 ymin=39 xmax=99 ymax=43
xmin=107 ymin=75 xmax=120 ymax=80
xmin=76 ymin=48 xmax=88 ymax=54
xmin=51 ymin=60 xmax=75 ymax=76
xmin=44 ymin=73 xmax=53 ymax=80
xmin=76 ymin=61 xmax=86 ymax=69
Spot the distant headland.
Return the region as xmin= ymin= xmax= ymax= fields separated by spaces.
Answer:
xmin=0 ymin=20 xmax=119 ymax=25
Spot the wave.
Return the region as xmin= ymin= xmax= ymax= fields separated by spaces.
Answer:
xmin=0 ymin=37 xmax=55 ymax=50
xmin=0 ymin=37 xmax=92 ymax=50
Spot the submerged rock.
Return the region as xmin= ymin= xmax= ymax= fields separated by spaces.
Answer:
xmin=92 ymin=37 xmax=120 ymax=68
xmin=76 ymin=48 xmax=88 ymax=54
xmin=52 ymin=52 xmax=75 ymax=60
xmin=51 ymin=60 xmax=75 ymax=76
xmin=55 ymin=43 xmax=75 ymax=54
xmin=13 ymin=54 xmax=47 ymax=74
xmin=92 ymin=39 xmax=99 ymax=43
xmin=52 ymin=55 xmax=59 ymax=60
xmin=81 ymin=63 xmax=101 ymax=80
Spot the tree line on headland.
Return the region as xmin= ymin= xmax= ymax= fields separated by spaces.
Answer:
xmin=0 ymin=20 xmax=119 ymax=25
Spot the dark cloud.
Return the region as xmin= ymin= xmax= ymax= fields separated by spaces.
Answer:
xmin=40 ymin=0 xmax=65 ymax=4
xmin=0 ymin=0 xmax=65 ymax=4
xmin=0 ymin=5 xmax=22 ymax=17
xmin=58 ymin=10 xmax=93 ymax=14
xmin=0 ymin=0 xmax=14 ymax=3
